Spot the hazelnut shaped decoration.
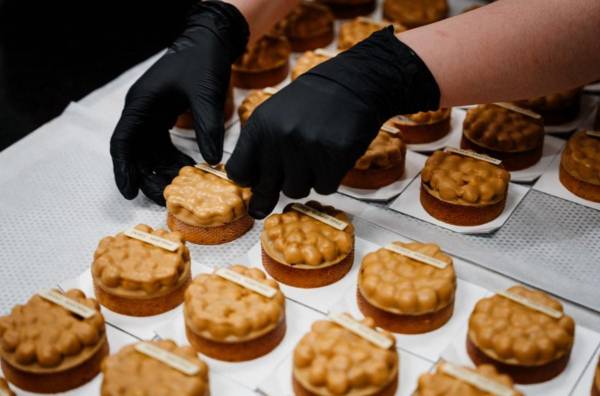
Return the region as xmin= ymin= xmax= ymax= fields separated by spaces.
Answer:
xmin=337 ymin=18 xmax=406 ymax=51
xmin=559 ymin=131 xmax=600 ymax=202
xmin=239 ymin=89 xmax=275 ymax=126
xmin=388 ymin=108 xmax=452 ymax=144
xmin=383 ymin=0 xmax=449 ymax=29
xmin=291 ymin=50 xmax=333 ymax=81
xmin=273 ymin=2 xmax=335 ymax=52
xmin=232 ymin=35 xmax=291 ymax=89
xmin=514 ymin=88 xmax=582 ymax=125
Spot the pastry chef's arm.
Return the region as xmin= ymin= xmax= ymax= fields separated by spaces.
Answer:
xmin=226 ymin=0 xmax=300 ymax=43
xmin=400 ymin=0 xmax=600 ymax=106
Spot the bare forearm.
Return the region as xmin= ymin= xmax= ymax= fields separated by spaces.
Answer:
xmin=225 ymin=0 xmax=300 ymax=43
xmin=399 ymin=0 xmax=600 ymax=107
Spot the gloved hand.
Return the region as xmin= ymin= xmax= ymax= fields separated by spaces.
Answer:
xmin=110 ymin=1 xmax=248 ymax=205
xmin=226 ymin=26 xmax=440 ymax=218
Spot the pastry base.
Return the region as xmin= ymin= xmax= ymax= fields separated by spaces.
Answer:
xmin=185 ymin=316 xmax=286 ymax=362
xmin=356 ymin=287 xmax=454 ymax=334
xmin=341 ymin=160 xmax=405 ymax=189
xmin=460 ymin=135 xmax=543 ymax=171
xmin=232 ymin=61 xmax=289 ymax=89
xmin=261 ymin=246 xmax=354 ymax=288
xmin=420 ymin=184 xmax=506 ymax=226
xmin=396 ymin=117 xmax=451 ymax=144
xmin=167 ymin=212 xmax=254 ymax=245
xmin=466 ymin=337 xmax=570 ymax=384
xmin=289 ymin=29 xmax=334 ymax=52
xmin=559 ymin=163 xmax=600 ymax=203
xmin=292 ymin=371 xmax=398 ymax=396
xmin=319 ymin=0 xmax=376 ymax=18
xmin=1 ymin=337 xmax=109 ymax=394
xmin=537 ymin=100 xmax=581 ymax=125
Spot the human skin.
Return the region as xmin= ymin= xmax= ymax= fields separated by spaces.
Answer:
xmin=225 ymin=0 xmax=301 ymax=43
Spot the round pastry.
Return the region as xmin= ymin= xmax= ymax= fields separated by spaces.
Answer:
xmin=414 ymin=363 xmax=523 ymax=396
xmin=420 ymin=150 xmax=511 ymax=226
xmin=92 ymin=224 xmax=192 ymax=316
xmin=291 ymin=50 xmax=333 ymax=81
xmin=467 ymin=286 xmax=575 ymax=384
xmin=274 ymin=2 xmax=334 ymax=52
xmin=338 ymin=18 xmax=406 ymax=51
xmin=184 ymin=265 xmax=286 ymax=362
xmin=357 ymin=242 xmax=456 ymax=334
xmin=232 ymin=35 xmax=291 ymax=89
xmin=164 ymin=165 xmax=254 ymax=244
xmin=0 ymin=377 xmax=15 ymax=396
xmin=383 ymin=0 xmax=448 ymax=29
xmin=238 ymin=88 xmax=275 ymax=126
xmin=592 ymin=356 xmax=600 ymax=396
xmin=261 ymin=201 xmax=355 ymax=288
xmin=175 ymin=82 xmax=235 ymax=129
xmin=559 ymin=131 xmax=600 ymax=202
xmin=293 ymin=316 xmax=398 ymax=396
xmin=461 ymin=104 xmax=545 ymax=171
xmin=101 ymin=340 xmax=209 ymax=396
xmin=317 ymin=0 xmax=377 ymax=19
xmin=341 ymin=128 xmax=407 ymax=189
xmin=388 ymin=108 xmax=452 ymax=144
xmin=514 ymin=88 xmax=583 ymax=125
xmin=0 ymin=289 xmax=108 ymax=393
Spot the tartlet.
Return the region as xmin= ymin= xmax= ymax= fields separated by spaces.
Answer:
xmin=357 ymin=242 xmax=456 ymax=334
xmin=559 ymin=131 xmax=600 ymax=202
xmin=388 ymin=108 xmax=452 ymax=144
xmin=420 ymin=150 xmax=511 ymax=226
xmin=238 ymin=88 xmax=275 ymax=126
xmin=101 ymin=340 xmax=209 ymax=396
xmin=514 ymin=88 xmax=583 ymax=125
xmin=383 ymin=0 xmax=448 ymax=28
xmin=175 ymin=82 xmax=235 ymax=129
xmin=293 ymin=316 xmax=398 ymax=396
xmin=467 ymin=286 xmax=575 ymax=384
xmin=164 ymin=165 xmax=253 ymax=244
xmin=261 ymin=201 xmax=355 ymax=288
xmin=184 ymin=265 xmax=286 ymax=361
xmin=592 ymin=356 xmax=600 ymax=396
xmin=0 ymin=289 xmax=108 ymax=393
xmin=338 ymin=18 xmax=406 ymax=51
xmin=232 ymin=35 xmax=291 ymax=89
xmin=317 ymin=0 xmax=377 ymax=19
xmin=274 ymin=2 xmax=334 ymax=52
xmin=92 ymin=224 xmax=191 ymax=316
xmin=291 ymin=50 xmax=333 ymax=81
xmin=0 ymin=377 xmax=15 ymax=396
xmin=461 ymin=104 xmax=545 ymax=170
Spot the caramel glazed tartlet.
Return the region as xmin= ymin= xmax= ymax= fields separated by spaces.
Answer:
xmin=514 ymin=87 xmax=583 ymax=125
xmin=468 ymin=286 xmax=575 ymax=384
xmin=293 ymin=316 xmax=399 ymax=396
xmin=292 ymin=50 xmax=333 ymax=81
xmin=92 ymin=224 xmax=192 ymax=316
xmin=101 ymin=340 xmax=209 ymax=396
xmin=388 ymin=108 xmax=452 ymax=144
xmin=317 ymin=0 xmax=377 ymax=19
xmin=337 ymin=18 xmax=406 ymax=51
xmin=383 ymin=0 xmax=449 ymax=29
xmin=559 ymin=130 xmax=600 ymax=202
xmin=184 ymin=265 xmax=286 ymax=362
xmin=358 ymin=242 xmax=456 ymax=334
xmin=261 ymin=201 xmax=355 ymax=288
xmin=274 ymin=1 xmax=334 ymax=52
xmin=462 ymin=104 xmax=545 ymax=171
xmin=0 ymin=289 xmax=108 ymax=393
xmin=239 ymin=88 xmax=275 ymax=126
xmin=231 ymin=34 xmax=291 ymax=89
xmin=420 ymin=150 xmax=511 ymax=226
xmin=164 ymin=165 xmax=253 ymax=244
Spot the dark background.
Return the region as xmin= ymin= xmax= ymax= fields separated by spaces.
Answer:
xmin=0 ymin=1 xmax=195 ymax=150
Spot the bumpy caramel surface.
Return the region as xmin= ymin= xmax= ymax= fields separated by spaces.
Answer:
xmin=516 ymin=88 xmax=581 ymax=111
xmin=359 ymin=242 xmax=455 ymax=315
xmin=164 ymin=166 xmax=252 ymax=227
xmin=415 ymin=364 xmax=522 ymax=396
xmin=561 ymin=131 xmax=600 ymax=185
xmin=292 ymin=51 xmax=332 ymax=80
xmin=354 ymin=130 xmax=406 ymax=170
xmin=92 ymin=224 xmax=190 ymax=298
xmin=421 ymin=151 xmax=510 ymax=205
xmin=184 ymin=265 xmax=285 ymax=342
xmin=394 ymin=108 xmax=451 ymax=126
xmin=0 ymin=378 xmax=15 ymax=396
xmin=294 ymin=317 xmax=397 ymax=396
xmin=276 ymin=2 xmax=333 ymax=39
xmin=261 ymin=201 xmax=354 ymax=268
xmin=338 ymin=18 xmax=406 ymax=50
xmin=463 ymin=105 xmax=544 ymax=152
xmin=239 ymin=89 xmax=274 ymax=123
xmin=469 ymin=286 xmax=575 ymax=366
xmin=233 ymin=35 xmax=290 ymax=71
xmin=0 ymin=289 xmax=106 ymax=372
xmin=384 ymin=0 xmax=448 ymax=27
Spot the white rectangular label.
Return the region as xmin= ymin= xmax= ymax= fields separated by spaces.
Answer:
xmin=291 ymin=203 xmax=348 ymax=231
xmin=380 ymin=124 xmax=400 ymax=135
xmin=445 ymin=147 xmax=502 ymax=165
xmin=135 ymin=342 xmax=200 ymax=376
xmin=395 ymin=115 xmax=417 ymax=125
xmin=38 ymin=289 xmax=96 ymax=319
xmin=314 ymin=49 xmax=337 ymax=58
xmin=494 ymin=102 xmax=542 ymax=120
xmin=384 ymin=244 xmax=448 ymax=269
xmin=586 ymin=130 xmax=600 ymax=138
xmin=194 ymin=163 xmax=231 ymax=182
xmin=216 ymin=268 xmax=277 ymax=298
xmin=497 ymin=290 xmax=562 ymax=319
xmin=441 ymin=363 xmax=516 ymax=396
xmin=124 ymin=228 xmax=180 ymax=252
xmin=263 ymin=87 xmax=278 ymax=95
xmin=328 ymin=313 xmax=393 ymax=350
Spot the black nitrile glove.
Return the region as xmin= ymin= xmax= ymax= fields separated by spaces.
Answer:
xmin=226 ymin=27 xmax=440 ymax=218
xmin=110 ymin=1 xmax=248 ymax=205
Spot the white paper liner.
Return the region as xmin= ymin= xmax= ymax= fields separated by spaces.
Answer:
xmin=405 ymin=108 xmax=466 ymax=153
xmin=508 ymin=135 xmax=565 ymax=183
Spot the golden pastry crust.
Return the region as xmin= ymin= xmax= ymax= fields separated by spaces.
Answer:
xmin=396 ymin=108 xmax=451 ymax=126
xmin=560 ymin=131 xmax=600 ymax=186
xmin=293 ymin=317 xmax=398 ymax=396
xmin=274 ymin=2 xmax=334 ymax=52
xmin=0 ymin=377 xmax=15 ymax=396
xmin=101 ymin=340 xmax=209 ymax=396
xmin=354 ymin=131 xmax=406 ymax=171
xmin=517 ymin=88 xmax=582 ymax=112
xmin=292 ymin=51 xmax=332 ymax=81
xmin=383 ymin=0 xmax=448 ymax=28
xmin=338 ymin=18 xmax=406 ymax=51
xmin=238 ymin=89 xmax=274 ymax=125
xmin=232 ymin=35 xmax=291 ymax=89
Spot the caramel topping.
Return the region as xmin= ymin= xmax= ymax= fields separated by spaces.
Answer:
xmin=101 ymin=340 xmax=209 ymax=396
xmin=92 ymin=224 xmax=191 ymax=298
xmin=468 ymin=286 xmax=575 ymax=366
xmin=394 ymin=108 xmax=451 ymax=126
xmin=261 ymin=201 xmax=354 ymax=268
xmin=383 ymin=0 xmax=449 ymax=28
xmin=338 ymin=18 xmax=406 ymax=51
xmin=0 ymin=378 xmax=15 ymax=396
xmin=238 ymin=89 xmax=274 ymax=125
xmin=0 ymin=289 xmax=106 ymax=372
xmin=359 ymin=242 xmax=456 ymax=315
xmin=275 ymin=1 xmax=333 ymax=40
xmin=463 ymin=105 xmax=545 ymax=152
xmin=421 ymin=151 xmax=510 ymax=205
xmin=354 ymin=129 xmax=406 ymax=171
xmin=415 ymin=364 xmax=522 ymax=396
xmin=292 ymin=50 xmax=332 ymax=81
xmin=233 ymin=35 xmax=290 ymax=72
xmin=184 ymin=265 xmax=285 ymax=342
xmin=293 ymin=317 xmax=398 ymax=396
xmin=560 ymin=130 xmax=600 ymax=185
xmin=515 ymin=88 xmax=582 ymax=112
xmin=164 ymin=166 xmax=252 ymax=227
